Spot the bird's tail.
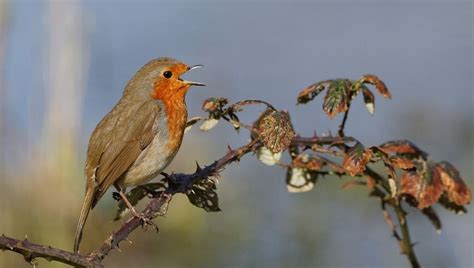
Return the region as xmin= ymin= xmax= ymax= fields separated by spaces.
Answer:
xmin=74 ymin=189 xmax=95 ymax=253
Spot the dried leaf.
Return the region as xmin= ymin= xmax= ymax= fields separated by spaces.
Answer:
xmin=286 ymin=167 xmax=317 ymax=193
xmin=323 ymin=79 xmax=351 ymax=119
xmin=379 ymin=140 xmax=426 ymax=158
xmin=437 ymin=161 xmax=472 ymax=206
xmin=438 ymin=194 xmax=467 ymax=215
xmin=360 ymin=74 xmax=391 ymax=99
xmin=400 ymin=167 xmax=443 ymax=209
xmin=185 ymin=116 xmax=203 ymax=133
xmin=422 ymin=207 xmax=442 ymax=233
xmin=202 ymin=97 xmax=228 ymax=113
xmin=342 ymin=142 xmax=373 ymax=176
xmin=297 ymin=80 xmax=330 ymax=104
xmin=257 ymin=146 xmax=282 ymax=166
xmin=199 ymin=118 xmax=219 ymax=131
xmin=389 ymin=156 xmax=416 ymax=170
xmin=361 ymin=87 xmax=375 ymax=114
xmin=292 ymin=154 xmax=325 ymax=171
xmin=186 ymin=178 xmax=221 ymax=212
xmin=256 ymin=109 xmax=295 ymax=153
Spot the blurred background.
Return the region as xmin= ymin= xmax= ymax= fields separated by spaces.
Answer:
xmin=0 ymin=0 xmax=472 ymax=267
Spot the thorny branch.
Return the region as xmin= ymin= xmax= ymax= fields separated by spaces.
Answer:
xmin=1 ymin=74 xmax=471 ymax=267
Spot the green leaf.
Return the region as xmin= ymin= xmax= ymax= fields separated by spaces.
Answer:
xmin=297 ymin=80 xmax=330 ymax=104
xmin=323 ymin=79 xmax=351 ymax=119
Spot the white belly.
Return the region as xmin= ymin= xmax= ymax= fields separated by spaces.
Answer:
xmin=118 ymin=130 xmax=176 ymax=188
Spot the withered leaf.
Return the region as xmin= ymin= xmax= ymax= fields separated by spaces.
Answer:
xmin=202 ymin=97 xmax=228 ymax=113
xmin=379 ymin=140 xmax=426 ymax=158
xmin=297 ymin=80 xmax=330 ymax=104
xmin=400 ymin=167 xmax=443 ymax=209
xmin=186 ymin=178 xmax=221 ymax=212
xmin=422 ymin=207 xmax=442 ymax=233
xmin=437 ymin=161 xmax=472 ymax=206
xmin=389 ymin=156 xmax=416 ymax=170
xmin=361 ymin=87 xmax=375 ymax=114
xmin=438 ymin=194 xmax=468 ymax=215
xmin=256 ymin=109 xmax=295 ymax=153
xmin=292 ymin=154 xmax=326 ymax=171
xmin=342 ymin=142 xmax=373 ymax=176
xmin=323 ymin=79 xmax=351 ymax=119
xmin=286 ymin=167 xmax=318 ymax=193
xmin=257 ymin=146 xmax=282 ymax=166
xmin=360 ymin=74 xmax=392 ymax=99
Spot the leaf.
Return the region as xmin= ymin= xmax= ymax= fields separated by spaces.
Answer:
xmin=389 ymin=156 xmax=416 ymax=170
xmin=185 ymin=116 xmax=203 ymax=133
xmin=342 ymin=142 xmax=373 ymax=176
xmin=199 ymin=118 xmax=219 ymax=131
xmin=437 ymin=161 xmax=472 ymax=206
xmin=115 ymin=183 xmax=166 ymax=220
xmin=186 ymin=178 xmax=221 ymax=212
xmin=422 ymin=207 xmax=442 ymax=233
xmin=323 ymin=79 xmax=351 ymax=119
xmin=361 ymin=87 xmax=375 ymax=114
xmin=256 ymin=109 xmax=295 ymax=153
xmin=400 ymin=166 xmax=444 ymax=209
xmin=257 ymin=146 xmax=282 ymax=166
xmin=286 ymin=167 xmax=317 ymax=193
xmin=360 ymin=74 xmax=391 ymax=99
xmin=292 ymin=154 xmax=326 ymax=171
xmin=296 ymin=80 xmax=330 ymax=104
xmin=379 ymin=140 xmax=426 ymax=158
xmin=202 ymin=97 xmax=228 ymax=113
xmin=438 ymin=194 xmax=467 ymax=215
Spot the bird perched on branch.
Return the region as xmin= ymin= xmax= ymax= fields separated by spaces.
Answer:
xmin=74 ymin=58 xmax=204 ymax=253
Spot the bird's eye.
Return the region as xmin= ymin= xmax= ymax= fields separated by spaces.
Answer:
xmin=163 ymin=71 xmax=173 ymax=79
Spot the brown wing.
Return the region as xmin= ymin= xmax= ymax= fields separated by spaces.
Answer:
xmin=85 ymin=100 xmax=161 ymax=207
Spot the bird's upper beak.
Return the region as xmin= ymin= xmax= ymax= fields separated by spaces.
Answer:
xmin=182 ymin=65 xmax=205 ymax=86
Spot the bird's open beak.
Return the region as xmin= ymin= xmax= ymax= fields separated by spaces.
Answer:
xmin=182 ymin=65 xmax=206 ymax=86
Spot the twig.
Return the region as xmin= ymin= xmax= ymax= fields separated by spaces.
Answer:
xmin=0 ymin=235 xmax=99 ymax=267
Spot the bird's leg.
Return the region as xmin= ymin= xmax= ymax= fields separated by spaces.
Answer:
xmin=116 ymin=189 xmax=141 ymax=217
xmin=114 ymin=185 xmax=158 ymax=231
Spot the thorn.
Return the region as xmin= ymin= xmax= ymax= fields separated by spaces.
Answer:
xmin=436 ymin=229 xmax=442 ymax=235
xmin=124 ymin=237 xmax=133 ymax=244
xmin=313 ymin=130 xmax=318 ymax=137
xmin=411 ymin=242 xmax=419 ymax=247
xmin=195 ymin=161 xmax=202 ymax=172
xmin=113 ymin=244 xmax=122 ymax=252
xmin=227 ymin=144 xmax=233 ymax=152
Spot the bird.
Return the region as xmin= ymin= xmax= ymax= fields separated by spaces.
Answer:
xmin=74 ymin=57 xmax=204 ymax=253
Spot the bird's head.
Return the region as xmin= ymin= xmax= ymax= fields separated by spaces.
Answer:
xmin=124 ymin=57 xmax=205 ymax=101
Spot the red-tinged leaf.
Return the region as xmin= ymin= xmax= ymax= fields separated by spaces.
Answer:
xmin=360 ymin=74 xmax=392 ymax=99
xmin=323 ymin=79 xmax=351 ymax=119
xmin=297 ymin=80 xmax=330 ymax=104
xmin=202 ymin=97 xmax=228 ymax=113
xmin=422 ymin=207 xmax=442 ymax=233
xmin=361 ymin=87 xmax=375 ymax=114
xmin=343 ymin=142 xmax=373 ymax=176
xmin=379 ymin=140 xmax=426 ymax=158
xmin=341 ymin=180 xmax=366 ymax=190
xmin=437 ymin=161 xmax=472 ymax=206
xmin=438 ymin=194 xmax=468 ymax=215
xmin=292 ymin=154 xmax=326 ymax=171
xmin=366 ymin=175 xmax=376 ymax=189
xmin=256 ymin=109 xmax=295 ymax=153
xmin=400 ymin=167 xmax=444 ymax=209
xmin=390 ymin=156 xmax=416 ymax=170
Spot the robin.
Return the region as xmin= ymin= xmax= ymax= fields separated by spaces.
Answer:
xmin=74 ymin=57 xmax=204 ymax=253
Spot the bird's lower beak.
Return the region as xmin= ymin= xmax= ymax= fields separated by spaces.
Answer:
xmin=183 ymin=65 xmax=206 ymax=86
